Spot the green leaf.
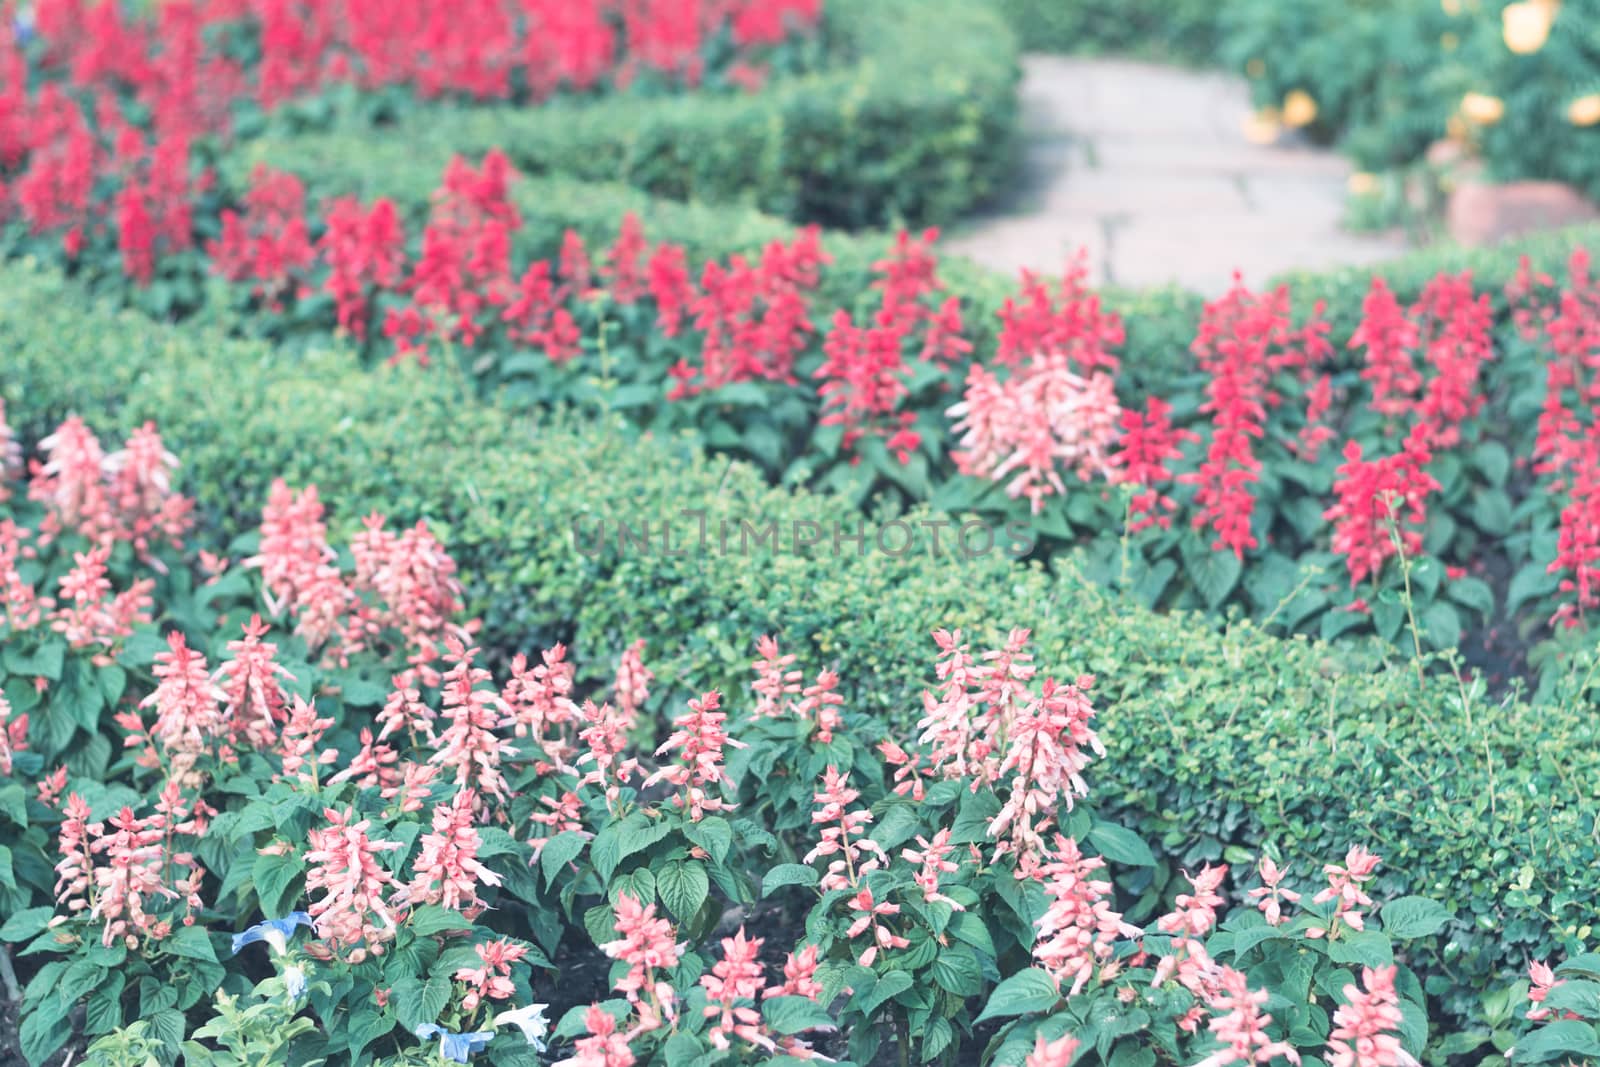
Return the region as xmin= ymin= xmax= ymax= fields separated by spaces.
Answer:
xmin=1230 ymin=924 xmax=1287 ymax=957
xmin=1557 ymin=954 xmax=1600 ymax=980
xmin=0 ymin=907 xmax=53 ymax=942
xmin=656 ymin=860 xmax=709 ymax=923
xmin=19 ymin=999 xmax=72 ymax=1067
xmin=859 ymin=970 xmax=914 ymax=1015
xmin=1183 ymin=536 xmax=1243 ymax=609
xmin=148 ymin=1008 xmax=186 ymax=1050
xmin=252 ymin=851 xmax=304 ymax=917
xmin=1447 ymin=575 xmax=1495 ymax=615
xmin=1420 ymin=602 xmax=1461 ymax=651
xmin=931 ymin=948 xmax=983 ymax=996
xmin=1380 ymin=896 xmax=1452 ymax=939
xmin=683 ymin=816 xmax=733 ymax=866
xmin=868 ymin=805 xmax=920 ymax=852
xmin=540 ymin=830 xmax=588 ymax=889
xmin=346 ymin=1006 xmax=396 ymax=1056
xmin=1471 ymin=441 xmax=1510 ymax=486
xmin=409 ymin=905 xmax=474 ymax=935
xmin=1471 ymin=487 xmax=1512 ymax=536
xmin=164 ymin=924 xmax=218 ymax=962
xmin=975 ymin=967 xmax=1060 ymax=1024
xmin=1088 ymin=823 xmax=1155 ymax=867
xmin=395 ymin=974 xmax=453 ymax=1032
xmin=762 ymin=995 xmax=836 ymax=1035
xmin=5 ymin=641 xmax=64 ymax=682
xmin=921 ymin=1017 xmax=954 ymax=1062
xmin=762 ymin=864 xmax=820 ymax=898
xmin=947 ymin=911 xmax=996 ymax=958
xmin=1544 ymin=980 xmax=1600 ymax=1019
xmin=1327 ymin=930 xmax=1393 ymax=969
xmin=1512 ymin=1020 xmax=1600 ymax=1063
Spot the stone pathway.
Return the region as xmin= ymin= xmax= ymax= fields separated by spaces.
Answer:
xmin=945 ymin=56 xmax=1412 ymax=296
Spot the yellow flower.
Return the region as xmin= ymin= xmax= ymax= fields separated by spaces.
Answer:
xmin=1502 ymin=0 xmax=1556 ymax=54
xmin=1347 ymin=172 xmax=1379 ymax=196
xmin=1569 ymin=93 xmax=1600 ymax=126
xmin=1282 ymin=90 xmax=1318 ymax=128
xmin=1460 ymin=92 xmax=1506 ymax=125
xmin=1441 ymin=31 xmax=1460 ymax=51
xmin=1447 ymin=115 xmax=1469 ymax=142
xmin=1246 ymin=58 xmax=1266 ymax=79
xmin=1440 ymin=0 xmax=1460 ymax=13
xmin=1243 ymin=108 xmax=1282 ymax=145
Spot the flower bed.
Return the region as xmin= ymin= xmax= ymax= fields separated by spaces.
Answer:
xmin=0 ymin=399 xmax=1596 ymax=1066
xmin=1 ymin=2 xmax=1599 ymax=1063
xmin=3 ymin=264 xmax=1598 ymax=1057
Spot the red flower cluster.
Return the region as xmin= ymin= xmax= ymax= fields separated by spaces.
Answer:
xmin=1323 ymin=428 xmax=1440 ymax=587
xmin=1181 ymin=278 xmax=1327 ymax=557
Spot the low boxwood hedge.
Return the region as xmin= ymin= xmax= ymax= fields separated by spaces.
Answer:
xmin=991 ymin=0 xmax=1221 ymax=64
xmin=250 ymin=0 xmax=1021 ymax=230
xmin=3 ymin=262 xmax=1595 ymax=1030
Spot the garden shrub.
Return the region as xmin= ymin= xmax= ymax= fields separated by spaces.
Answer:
xmin=8 ymin=406 xmax=1586 ymax=1066
xmin=244 ymin=0 xmax=1023 ymax=230
xmin=2 ymin=262 xmax=1597 ymax=1046
xmin=991 ymin=0 xmax=1221 ymax=65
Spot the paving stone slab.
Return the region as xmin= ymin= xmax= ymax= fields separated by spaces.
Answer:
xmin=949 ymin=54 xmax=1414 ymax=297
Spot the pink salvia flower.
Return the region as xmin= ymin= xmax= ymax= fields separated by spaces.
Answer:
xmin=844 ymin=885 xmax=908 ymax=967
xmin=1326 ymin=966 xmax=1418 ymax=1067
xmin=0 ymin=690 xmax=27 ymax=776
xmin=502 ymin=643 xmax=580 ymax=769
xmin=214 ymin=614 xmax=295 ymax=749
xmin=803 ymin=765 xmax=885 ymax=890
xmin=612 ymin=638 xmax=652 ymax=727
xmin=406 ymin=787 xmax=501 ymax=915
xmin=988 ymin=674 xmax=1102 ymax=863
xmin=644 ymin=690 xmax=743 ymax=820
xmin=104 ymin=421 xmax=193 ymax=555
xmin=1525 ymin=960 xmax=1581 ymax=1022
xmin=700 ymin=928 xmax=774 ymax=1052
xmin=795 ymin=669 xmax=844 ymax=743
xmin=553 ymin=1004 xmax=635 ymax=1067
xmin=1032 ymin=835 xmax=1140 ymax=996
xmin=1193 ymin=966 xmax=1302 ymax=1067
xmin=303 ymin=807 xmax=402 ymax=961
xmin=600 ymin=892 xmax=684 ymax=1025
xmin=1247 ymin=857 xmax=1301 ymax=926
xmin=1024 ymin=1033 xmax=1082 ymax=1067
xmin=948 ymin=357 xmax=1121 ymax=514
xmin=29 ymin=416 xmax=114 ymax=546
xmin=902 ymin=829 xmax=965 ymax=909
xmin=767 ymin=944 xmax=822 ymax=1001
xmin=383 ymin=759 xmax=441 ymax=815
xmin=576 ymin=699 xmax=639 ymax=810
xmin=278 ymin=696 xmax=336 ymax=785
xmin=1310 ymin=846 xmax=1381 ymax=938
xmin=751 ymin=634 xmax=802 ymax=718
xmin=136 ymin=631 xmax=225 ymax=780
xmin=428 ymin=638 xmax=516 ymax=809
xmin=1157 ymin=864 xmax=1229 ymax=939
xmin=455 ymin=938 xmax=527 ymax=1012
xmin=376 ymin=674 xmax=436 ymax=743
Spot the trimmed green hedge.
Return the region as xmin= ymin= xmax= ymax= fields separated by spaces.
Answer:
xmin=3 ymin=262 xmax=1596 ymax=1028
xmin=257 ymin=0 xmax=1021 ymax=230
xmin=992 ymin=0 xmax=1220 ymax=64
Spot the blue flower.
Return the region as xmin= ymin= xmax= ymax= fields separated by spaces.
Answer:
xmin=283 ymin=963 xmax=307 ymax=1000
xmin=493 ymin=1003 xmax=550 ymax=1053
xmin=231 ymin=912 xmax=315 ymax=956
xmin=414 ymin=1024 xmax=495 ymax=1063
